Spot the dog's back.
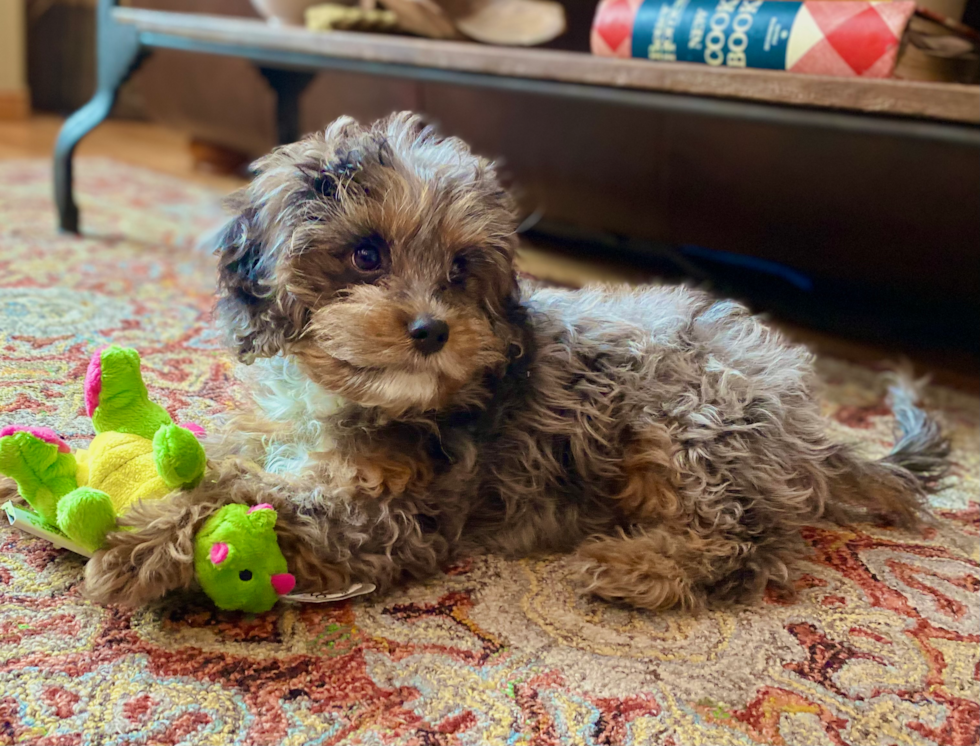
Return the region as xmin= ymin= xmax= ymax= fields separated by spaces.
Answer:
xmin=477 ymin=282 xmax=947 ymax=610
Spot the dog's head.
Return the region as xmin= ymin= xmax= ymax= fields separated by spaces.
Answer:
xmin=214 ymin=113 xmax=524 ymax=415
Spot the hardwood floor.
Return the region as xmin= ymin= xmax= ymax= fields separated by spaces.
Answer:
xmin=0 ymin=114 xmax=245 ymax=192
xmin=1 ymin=114 xmax=974 ymax=393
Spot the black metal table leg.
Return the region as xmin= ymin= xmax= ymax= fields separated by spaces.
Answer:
xmin=54 ymin=0 xmax=146 ymax=233
xmin=257 ymin=68 xmax=316 ymax=145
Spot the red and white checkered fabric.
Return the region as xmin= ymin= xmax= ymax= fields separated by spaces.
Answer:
xmin=591 ymin=0 xmax=916 ymax=78
xmin=785 ymin=1 xmax=914 ymax=76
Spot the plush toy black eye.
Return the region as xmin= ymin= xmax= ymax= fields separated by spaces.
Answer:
xmin=353 ymin=244 xmax=381 ymax=271
xmin=239 ymin=570 xmax=253 ymax=581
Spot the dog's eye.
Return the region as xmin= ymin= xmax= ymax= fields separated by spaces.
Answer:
xmin=239 ymin=570 xmax=253 ymax=581
xmin=449 ymin=255 xmax=467 ymax=283
xmin=351 ymin=236 xmax=386 ymax=272
xmin=353 ymin=246 xmax=380 ymax=271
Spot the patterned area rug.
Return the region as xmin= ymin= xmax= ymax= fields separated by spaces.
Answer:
xmin=0 ymin=159 xmax=977 ymax=746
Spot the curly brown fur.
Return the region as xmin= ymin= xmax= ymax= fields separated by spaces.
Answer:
xmin=84 ymin=112 xmax=949 ymax=612
xmin=0 ymin=476 xmax=19 ymax=505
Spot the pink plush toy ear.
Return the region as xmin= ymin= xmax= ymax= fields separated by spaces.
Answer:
xmin=83 ymin=347 xmax=108 ymax=417
xmin=247 ymin=504 xmax=274 ymax=514
xmin=209 ymin=542 xmax=229 ymax=565
xmin=182 ymin=422 xmax=206 ymax=439
xmin=246 ymin=504 xmax=277 ymax=530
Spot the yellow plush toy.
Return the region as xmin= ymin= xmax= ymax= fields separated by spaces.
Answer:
xmin=0 ymin=346 xmax=207 ymax=553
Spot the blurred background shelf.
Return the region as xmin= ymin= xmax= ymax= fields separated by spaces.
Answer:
xmin=29 ymin=0 xmax=980 ymax=366
xmin=114 ymin=8 xmax=980 ymax=125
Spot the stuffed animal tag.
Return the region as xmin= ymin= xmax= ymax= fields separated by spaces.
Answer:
xmin=3 ymin=500 xmax=94 ymax=557
xmin=283 ymin=582 xmax=377 ymax=603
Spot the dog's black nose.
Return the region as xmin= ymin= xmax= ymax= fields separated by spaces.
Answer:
xmin=407 ymin=316 xmax=450 ymax=355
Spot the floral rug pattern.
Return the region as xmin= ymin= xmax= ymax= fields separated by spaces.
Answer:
xmin=0 ymin=159 xmax=977 ymax=745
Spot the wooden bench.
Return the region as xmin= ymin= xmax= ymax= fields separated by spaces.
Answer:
xmin=54 ymin=0 xmax=980 ymax=232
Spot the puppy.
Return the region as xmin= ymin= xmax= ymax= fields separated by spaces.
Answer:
xmin=84 ymin=113 xmax=948 ymax=611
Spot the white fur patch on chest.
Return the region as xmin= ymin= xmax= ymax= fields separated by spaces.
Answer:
xmin=243 ymin=355 xmax=346 ymax=476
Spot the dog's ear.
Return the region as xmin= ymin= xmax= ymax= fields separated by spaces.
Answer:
xmin=84 ymin=495 xmax=205 ymax=607
xmin=213 ymin=189 xmax=294 ymax=363
xmin=214 ymin=128 xmax=372 ymax=362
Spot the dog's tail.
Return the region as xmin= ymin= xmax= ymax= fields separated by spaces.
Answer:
xmin=822 ymin=373 xmax=950 ymax=528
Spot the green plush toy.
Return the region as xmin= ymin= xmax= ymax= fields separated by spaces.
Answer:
xmin=0 ymin=345 xmax=295 ymax=613
xmin=195 ymin=503 xmax=296 ymax=612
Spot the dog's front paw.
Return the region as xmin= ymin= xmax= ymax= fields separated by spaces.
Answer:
xmin=83 ymin=496 xmax=202 ymax=607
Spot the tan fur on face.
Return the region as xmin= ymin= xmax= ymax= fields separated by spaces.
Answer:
xmin=294 ymin=290 xmax=506 ymax=413
xmin=81 ymin=114 xmax=950 ymax=613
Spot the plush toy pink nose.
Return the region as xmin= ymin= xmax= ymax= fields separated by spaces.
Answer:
xmin=271 ymin=573 xmax=295 ymax=595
